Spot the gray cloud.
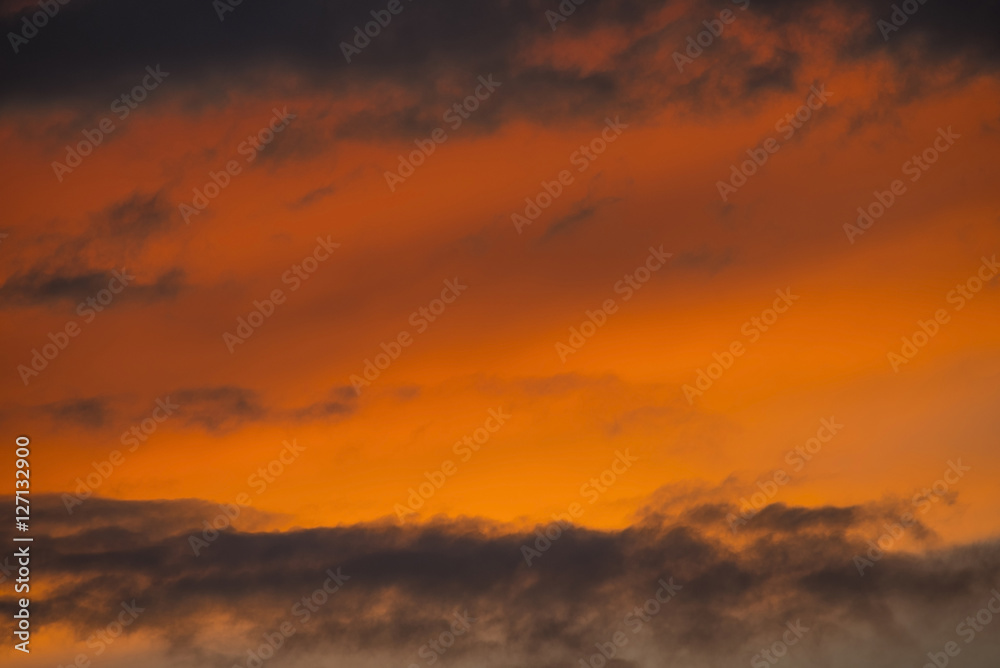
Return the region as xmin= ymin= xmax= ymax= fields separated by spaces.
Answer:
xmin=0 ymin=0 xmax=996 ymax=133
xmin=544 ymin=196 xmax=623 ymax=239
xmin=40 ymin=397 xmax=112 ymax=429
xmin=0 ymin=188 xmax=183 ymax=308
xmin=0 ymin=266 xmax=184 ymax=307
xmin=99 ymin=190 xmax=173 ymax=240
xmin=172 ymin=386 xmax=269 ymax=433
xmin=11 ymin=385 xmax=361 ymax=435
xmin=1 ymin=493 xmax=997 ymax=667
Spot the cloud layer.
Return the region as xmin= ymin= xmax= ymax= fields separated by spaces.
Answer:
xmin=2 ymin=0 xmax=997 ymax=126
xmin=2 ymin=493 xmax=999 ymax=667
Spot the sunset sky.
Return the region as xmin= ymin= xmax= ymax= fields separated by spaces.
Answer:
xmin=1 ymin=0 xmax=999 ymax=666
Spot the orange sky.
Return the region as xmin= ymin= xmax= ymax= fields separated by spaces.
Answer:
xmin=2 ymin=60 xmax=998 ymax=543
xmin=3 ymin=1 xmax=1000 ymax=666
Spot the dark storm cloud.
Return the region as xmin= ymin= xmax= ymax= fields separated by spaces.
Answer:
xmin=753 ymin=0 xmax=1000 ymax=64
xmin=0 ymin=0 xmax=996 ymax=131
xmin=0 ymin=0 xmax=661 ymax=108
xmin=1 ymin=493 xmax=998 ymax=668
